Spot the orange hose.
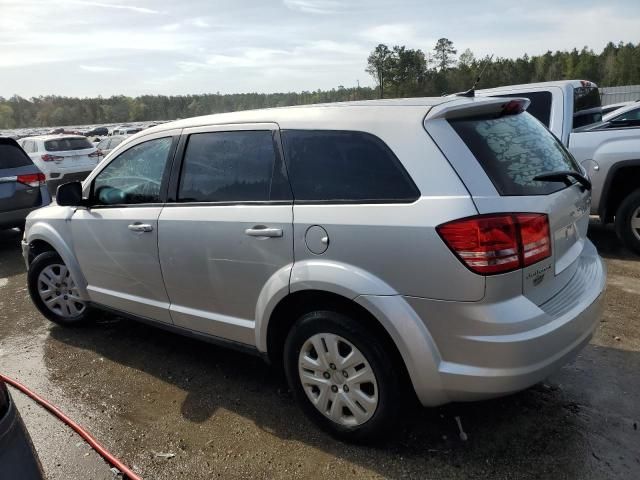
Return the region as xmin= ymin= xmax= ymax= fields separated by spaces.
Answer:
xmin=1 ymin=373 xmax=142 ymax=480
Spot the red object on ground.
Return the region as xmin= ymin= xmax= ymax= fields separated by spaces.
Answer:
xmin=0 ymin=373 xmax=142 ymax=480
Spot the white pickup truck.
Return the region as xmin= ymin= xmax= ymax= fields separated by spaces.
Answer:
xmin=478 ymin=80 xmax=640 ymax=253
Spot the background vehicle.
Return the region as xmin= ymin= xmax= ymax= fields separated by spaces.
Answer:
xmin=0 ymin=379 xmax=45 ymax=479
xmin=110 ymin=126 xmax=143 ymax=137
xmin=95 ymin=135 xmax=125 ymax=157
xmin=601 ymin=100 xmax=638 ymax=116
xmin=479 ymin=80 xmax=640 ymax=253
xmin=602 ymin=102 xmax=640 ymax=127
xmin=0 ymin=138 xmax=51 ymax=230
xmin=84 ymin=127 xmax=109 ymax=137
xmin=18 ymin=135 xmax=102 ymax=194
xmin=23 ymin=97 xmax=605 ymax=441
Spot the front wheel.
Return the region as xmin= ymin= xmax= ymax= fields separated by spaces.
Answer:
xmin=615 ymin=189 xmax=640 ymax=255
xmin=27 ymin=251 xmax=90 ymax=326
xmin=284 ymin=310 xmax=401 ymax=442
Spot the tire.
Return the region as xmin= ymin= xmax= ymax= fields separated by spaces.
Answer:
xmin=27 ymin=251 xmax=90 ymax=326
xmin=284 ymin=310 xmax=401 ymax=442
xmin=615 ymin=188 xmax=640 ymax=255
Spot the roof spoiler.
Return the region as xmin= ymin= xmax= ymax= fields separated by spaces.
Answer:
xmin=428 ymin=97 xmax=531 ymax=120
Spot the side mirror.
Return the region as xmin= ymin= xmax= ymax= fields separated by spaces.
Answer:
xmin=56 ymin=181 xmax=84 ymax=206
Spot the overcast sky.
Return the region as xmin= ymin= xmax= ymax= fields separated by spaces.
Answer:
xmin=1 ymin=0 xmax=638 ymax=98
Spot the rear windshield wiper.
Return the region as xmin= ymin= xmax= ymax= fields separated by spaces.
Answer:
xmin=533 ymin=170 xmax=591 ymax=191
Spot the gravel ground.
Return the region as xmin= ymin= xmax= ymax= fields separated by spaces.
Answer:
xmin=0 ymin=222 xmax=638 ymax=480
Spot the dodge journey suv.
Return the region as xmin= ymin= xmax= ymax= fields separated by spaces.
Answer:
xmin=22 ymin=97 xmax=606 ymax=441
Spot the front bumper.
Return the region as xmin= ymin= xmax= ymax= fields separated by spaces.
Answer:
xmin=405 ymin=240 xmax=606 ymax=405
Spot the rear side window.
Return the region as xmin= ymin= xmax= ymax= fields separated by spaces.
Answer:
xmin=0 ymin=141 xmax=33 ymax=168
xmin=281 ymin=130 xmax=419 ymax=202
xmin=450 ymin=112 xmax=580 ymax=196
xmin=573 ymin=86 xmax=602 ymax=128
xmin=491 ymin=91 xmax=553 ymax=126
xmin=178 ymin=130 xmax=291 ymax=203
xmin=45 ymin=137 xmax=93 ymax=152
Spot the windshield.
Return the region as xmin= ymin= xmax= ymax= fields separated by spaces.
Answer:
xmin=450 ymin=111 xmax=581 ymax=196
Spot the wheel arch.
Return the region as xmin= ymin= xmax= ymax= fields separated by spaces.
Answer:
xmin=26 ymin=222 xmax=89 ymax=301
xmin=597 ymin=159 xmax=640 ymax=222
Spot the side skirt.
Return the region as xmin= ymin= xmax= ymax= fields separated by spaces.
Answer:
xmin=89 ymin=302 xmax=265 ymax=359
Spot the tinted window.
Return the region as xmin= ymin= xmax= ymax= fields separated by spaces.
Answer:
xmin=281 ymin=130 xmax=419 ymax=202
xmin=0 ymin=141 xmax=33 ymax=168
xmin=573 ymin=86 xmax=602 ymax=128
xmin=450 ymin=111 xmax=580 ymax=196
xmin=178 ymin=130 xmax=290 ymax=203
xmin=45 ymin=137 xmax=93 ymax=152
xmin=491 ymin=91 xmax=553 ymax=126
xmin=93 ymin=137 xmax=173 ymax=205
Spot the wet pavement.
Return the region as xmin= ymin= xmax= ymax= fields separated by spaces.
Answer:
xmin=0 ymin=222 xmax=639 ymax=479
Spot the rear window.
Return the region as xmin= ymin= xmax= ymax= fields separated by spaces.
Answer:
xmin=0 ymin=141 xmax=33 ymax=168
xmin=45 ymin=137 xmax=93 ymax=152
xmin=281 ymin=130 xmax=419 ymax=203
xmin=573 ymin=86 xmax=602 ymax=128
xmin=450 ymin=111 xmax=580 ymax=196
xmin=491 ymin=91 xmax=553 ymax=126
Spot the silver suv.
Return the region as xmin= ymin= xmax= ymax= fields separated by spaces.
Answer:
xmin=22 ymin=97 xmax=606 ymax=441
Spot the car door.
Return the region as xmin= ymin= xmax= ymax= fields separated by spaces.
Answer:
xmin=158 ymin=124 xmax=293 ymax=345
xmin=70 ymin=130 xmax=180 ymax=323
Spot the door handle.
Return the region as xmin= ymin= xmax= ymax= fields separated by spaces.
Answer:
xmin=244 ymin=226 xmax=283 ymax=238
xmin=128 ymin=223 xmax=153 ymax=233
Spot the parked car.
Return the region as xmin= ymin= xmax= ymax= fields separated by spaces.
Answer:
xmin=601 ymin=100 xmax=638 ymax=116
xmin=18 ymin=135 xmax=102 ymax=194
xmin=478 ymin=80 xmax=640 ymax=253
xmin=0 ymin=138 xmax=51 ymax=230
xmin=602 ymin=102 xmax=640 ymax=126
xmin=85 ymin=127 xmax=109 ymax=137
xmin=113 ymin=127 xmax=143 ymax=137
xmin=22 ymin=97 xmax=606 ymax=441
xmin=0 ymin=379 xmax=45 ymax=479
xmin=95 ymin=135 xmax=126 ymax=157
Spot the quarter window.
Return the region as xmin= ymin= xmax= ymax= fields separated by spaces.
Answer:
xmin=281 ymin=130 xmax=419 ymax=202
xmin=178 ymin=130 xmax=290 ymax=203
xmin=92 ymin=136 xmax=173 ymax=205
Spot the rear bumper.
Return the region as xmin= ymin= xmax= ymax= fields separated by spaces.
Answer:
xmin=403 ymin=240 xmax=606 ymax=405
xmin=0 ymin=186 xmax=51 ymax=229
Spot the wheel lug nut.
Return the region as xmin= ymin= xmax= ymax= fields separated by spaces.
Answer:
xmin=343 ymin=385 xmax=349 ymax=392
xmin=323 ymin=372 xmax=331 ymax=379
xmin=329 ymin=363 xmax=336 ymax=370
xmin=63 ymin=295 xmax=68 ymax=300
xmin=342 ymin=370 xmax=348 ymax=378
xmin=331 ymin=385 xmax=338 ymax=393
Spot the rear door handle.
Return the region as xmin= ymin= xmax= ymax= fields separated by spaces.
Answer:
xmin=244 ymin=226 xmax=283 ymax=238
xmin=128 ymin=223 xmax=153 ymax=232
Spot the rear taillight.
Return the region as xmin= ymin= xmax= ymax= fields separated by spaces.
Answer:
xmin=89 ymin=150 xmax=103 ymax=158
xmin=17 ymin=173 xmax=46 ymax=187
xmin=437 ymin=213 xmax=551 ymax=275
xmin=41 ymin=154 xmax=63 ymax=162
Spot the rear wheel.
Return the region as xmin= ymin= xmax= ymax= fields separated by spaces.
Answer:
xmin=284 ymin=310 xmax=401 ymax=442
xmin=615 ymin=188 xmax=640 ymax=255
xmin=27 ymin=251 xmax=90 ymax=326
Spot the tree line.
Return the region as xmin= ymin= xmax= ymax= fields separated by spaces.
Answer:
xmin=1 ymin=40 xmax=639 ymax=129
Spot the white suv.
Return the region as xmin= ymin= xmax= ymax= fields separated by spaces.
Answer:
xmin=18 ymin=135 xmax=102 ymax=193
